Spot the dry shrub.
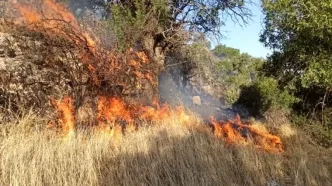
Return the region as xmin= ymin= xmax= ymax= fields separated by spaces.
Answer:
xmin=0 ymin=111 xmax=331 ymax=186
xmin=1 ymin=0 xmax=159 ymax=116
xmin=279 ymin=124 xmax=297 ymax=138
xmin=264 ymin=108 xmax=291 ymax=127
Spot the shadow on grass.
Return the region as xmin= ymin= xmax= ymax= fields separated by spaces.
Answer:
xmin=97 ymin=127 xmax=332 ymax=186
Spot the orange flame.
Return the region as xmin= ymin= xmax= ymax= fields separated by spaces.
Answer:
xmin=210 ymin=115 xmax=284 ymax=153
xmin=97 ymin=97 xmax=133 ymax=124
xmin=16 ymin=6 xmax=41 ymax=23
xmin=11 ymin=0 xmax=154 ymax=88
xmin=51 ymin=96 xmax=75 ymax=136
xmin=136 ymin=51 xmax=149 ymax=64
xmin=12 ymin=0 xmax=96 ymax=49
xmin=51 ymin=96 xmax=283 ymax=153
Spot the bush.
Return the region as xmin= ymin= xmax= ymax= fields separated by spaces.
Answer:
xmin=291 ymin=112 xmax=332 ymax=148
xmin=237 ymin=77 xmax=298 ymax=116
xmin=213 ymin=46 xmax=264 ymax=105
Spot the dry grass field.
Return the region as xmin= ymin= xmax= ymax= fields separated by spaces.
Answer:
xmin=0 ymin=111 xmax=331 ymax=186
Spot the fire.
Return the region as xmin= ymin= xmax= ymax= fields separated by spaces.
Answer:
xmin=139 ymin=104 xmax=171 ymax=121
xmin=9 ymin=0 xmax=284 ymax=154
xmin=16 ymin=6 xmax=41 ymax=23
xmin=9 ymin=0 xmax=156 ymax=90
xmin=51 ymin=96 xmax=75 ymax=136
xmin=97 ymin=97 xmax=133 ymax=124
xmin=12 ymin=0 xmax=96 ymax=50
xmin=43 ymin=0 xmax=77 ymax=24
xmin=50 ymin=96 xmax=284 ymax=153
xmin=52 ymin=96 xmax=188 ymax=136
xmin=14 ymin=0 xmax=78 ymax=28
xmin=136 ymin=51 xmax=149 ymax=64
xmin=210 ymin=115 xmax=284 ymax=153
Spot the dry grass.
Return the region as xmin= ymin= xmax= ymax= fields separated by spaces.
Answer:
xmin=0 ymin=112 xmax=331 ymax=186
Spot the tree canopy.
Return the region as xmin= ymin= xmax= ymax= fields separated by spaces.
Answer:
xmin=260 ymin=0 xmax=332 ymax=113
xmin=65 ymin=0 xmax=252 ymax=64
xmin=261 ymin=0 xmax=332 ymax=89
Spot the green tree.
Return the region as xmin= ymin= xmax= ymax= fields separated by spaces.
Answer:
xmin=108 ymin=0 xmax=253 ymax=69
xmin=212 ymin=45 xmax=264 ymax=104
xmin=260 ymin=0 xmax=332 ymax=113
xmin=213 ymin=44 xmax=240 ymax=58
xmin=237 ymin=77 xmax=298 ymax=116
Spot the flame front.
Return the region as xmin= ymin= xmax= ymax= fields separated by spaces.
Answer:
xmin=51 ymin=96 xmax=283 ymax=153
xmin=210 ymin=115 xmax=284 ymax=153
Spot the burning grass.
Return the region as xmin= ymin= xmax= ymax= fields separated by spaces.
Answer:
xmin=50 ymin=96 xmax=283 ymax=153
xmin=1 ymin=1 xmax=331 ymax=185
xmin=0 ymin=111 xmax=331 ymax=186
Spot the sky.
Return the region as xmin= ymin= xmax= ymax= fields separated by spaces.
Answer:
xmin=212 ymin=1 xmax=271 ymax=58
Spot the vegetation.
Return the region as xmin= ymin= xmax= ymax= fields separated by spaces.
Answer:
xmin=237 ymin=77 xmax=298 ymax=116
xmin=165 ymin=38 xmax=216 ymax=92
xmin=83 ymin=0 xmax=253 ymax=67
xmin=252 ymin=0 xmax=332 ymax=144
xmin=0 ymin=112 xmax=331 ymax=186
xmin=260 ymin=0 xmax=332 ymax=114
xmin=165 ymin=43 xmax=265 ymax=105
xmin=213 ymin=45 xmax=264 ymax=104
xmin=2 ymin=0 xmax=332 ymax=185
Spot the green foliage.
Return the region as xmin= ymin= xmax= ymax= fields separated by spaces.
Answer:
xmin=166 ymin=40 xmax=216 ymax=90
xmin=237 ymin=77 xmax=298 ymax=116
xmin=260 ymin=0 xmax=332 ymax=146
xmin=213 ymin=44 xmax=240 ymax=58
xmin=107 ymin=0 xmax=252 ymax=52
xmin=109 ymin=0 xmax=169 ymax=51
xmin=291 ymin=114 xmax=332 ymax=147
xmin=260 ymin=0 xmax=332 ymax=106
xmin=212 ymin=45 xmax=264 ymax=104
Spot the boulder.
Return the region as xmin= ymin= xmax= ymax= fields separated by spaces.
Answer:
xmin=192 ymin=96 xmax=201 ymax=105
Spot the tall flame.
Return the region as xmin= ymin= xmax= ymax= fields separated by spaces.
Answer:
xmin=12 ymin=0 xmax=96 ymax=49
xmin=97 ymin=97 xmax=133 ymax=124
xmin=51 ymin=96 xmax=75 ymax=136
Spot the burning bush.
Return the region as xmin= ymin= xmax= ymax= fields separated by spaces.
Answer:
xmin=0 ymin=0 xmax=158 ymax=115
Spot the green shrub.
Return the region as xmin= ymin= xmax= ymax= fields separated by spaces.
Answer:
xmin=237 ymin=77 xmax=298 ymax=116
xmin=291 ymin=111 xmax=332 ymax=148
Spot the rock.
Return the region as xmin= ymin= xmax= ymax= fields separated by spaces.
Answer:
xmin=192 ymin=96 xmax=201 ymax=105
xmin=202 ymin=85 xmax=214 ymax=95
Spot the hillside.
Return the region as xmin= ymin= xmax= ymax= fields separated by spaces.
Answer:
xmin=1 ymin=0 xmax=332 ymax=186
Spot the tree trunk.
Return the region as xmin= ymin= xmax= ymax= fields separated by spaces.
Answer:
xmin=141 ymin=34 xmax=166 ymax=102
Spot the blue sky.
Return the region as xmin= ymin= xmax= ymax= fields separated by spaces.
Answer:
xmin=212 ymin=1 xmax=271 ymax=58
